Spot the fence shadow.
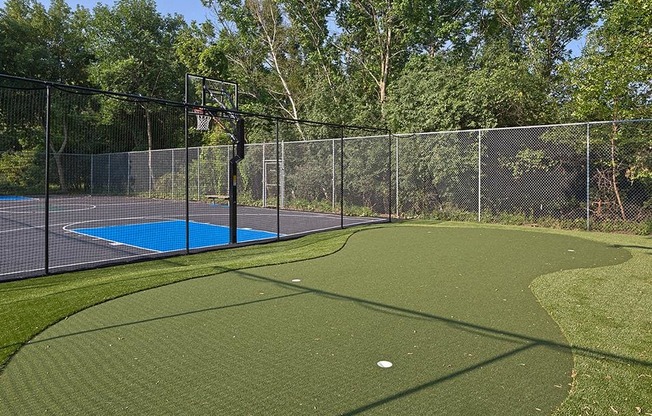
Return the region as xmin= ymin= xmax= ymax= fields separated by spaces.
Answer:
xmin=15 ymin=266 xmax=650 ymax=412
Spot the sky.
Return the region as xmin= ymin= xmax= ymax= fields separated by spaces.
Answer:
xmin=1 ymin=0 xmax=213 ymax=23
xmin=1 ymin=0 xmax=586 ymax=57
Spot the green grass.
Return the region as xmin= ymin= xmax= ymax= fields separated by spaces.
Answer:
xmin=0 ymin=229 xmax=354 ymax=370
xmin=1 ymin=222 xmax=650 ymax=415
xmin=530 ymin=233 xmax=652 ymax=415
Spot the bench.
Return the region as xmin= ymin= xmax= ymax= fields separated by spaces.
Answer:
xmin=206 ymin=194 xmax=229 ymax=205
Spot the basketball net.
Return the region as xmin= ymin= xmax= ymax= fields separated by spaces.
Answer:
xmin=196 ymin=114 xmax=212 ymax=131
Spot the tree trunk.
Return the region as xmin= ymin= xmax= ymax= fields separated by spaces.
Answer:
xmin=49 ymin=116 xmax=69 ymax=193
xmin=249 ymin=0 xmax=306 ymax=139
xmin=610 ymin=121 xmax=626 ymax=220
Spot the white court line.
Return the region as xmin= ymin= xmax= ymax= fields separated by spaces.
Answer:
xmin=0 ymin=203 xmax=96 ymax=214
xmin=0 ymin=221 xmax=89 ymax=234
xmin=65 ymin=228 xmax=164 ymax=254
xmin=1 ymin=218 xmax=383 ymax=278
xmin=62 ymin=216 xmax=182 ymax=254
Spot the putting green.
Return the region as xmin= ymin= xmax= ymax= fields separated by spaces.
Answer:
xmin=0 ymin=225 xmax=631 ymax=415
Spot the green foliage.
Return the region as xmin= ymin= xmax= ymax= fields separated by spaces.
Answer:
xmin=175 ymin=21 xmax=228 ymax=79
xmin=1 ymin=0 xmax=647 ymax=138
xmin=499 ymin=148 xmax=552 ymax=179
xmin=0 ymin=150 xmax=44 ymax=192
xmin=386 ymin=44 xmax=551 ymax=133
xmin=562 ymin=0 xmax=651 ymax=122
xmin=397 ymin=131 xmax=477 ymax=215
xmin=86 ymin=0 xmax=186 ymax=99
xmin=385 ymin=56 xmax=470 ymax=132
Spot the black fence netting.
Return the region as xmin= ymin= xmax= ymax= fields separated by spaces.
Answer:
xmin=0 ymin=74 xmax=390 ymax=280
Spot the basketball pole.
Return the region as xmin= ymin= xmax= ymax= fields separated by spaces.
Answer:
xmin=229 ymin=155 xmax=238 ymax=244
xmin=186 ymin=73 xmax=243 ymax=245
xmin=229 ymin=118 xmax=245 ymax=244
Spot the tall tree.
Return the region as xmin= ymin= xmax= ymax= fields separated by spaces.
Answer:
xmin=87 ymin=0 xmax=185 ymax=100
xmin=0 ymin=0 xmax=47 ymax=76
xmin=335 ymin=0 xmax=473 ymax=123
xmin=175 ymin=21 xmax=228 ymax=80
xmin=469 ymin=0 xmax=600 ymax=80
xmin=86 ymin=0 xmax=186 ymax=188
xmin=562 ymin=0 xmax=651 ymax=220
xmin=0 ymin=0 xmax=93 ymax=192
xmin=335 ymin=0 xmax=409 ymax=114
xmin=204 ymin=0 xmax=340 ymax=136
xmin=386 ymin=43 xmax=548 ymax=133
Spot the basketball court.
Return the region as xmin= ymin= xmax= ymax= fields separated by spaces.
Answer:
xmin=0 ymin=195 xmax=384 ymax=281
xmin=0 ymin=74 xmax=392 ymax=281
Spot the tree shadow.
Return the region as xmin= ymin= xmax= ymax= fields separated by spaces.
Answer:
xmin=12 ymin=266 xmax=651 ymax=412
xmin=612 ymin=244 xmax=652 ymax=252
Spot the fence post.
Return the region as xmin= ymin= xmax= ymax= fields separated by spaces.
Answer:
xmin=388 ymin=131 xmax=392 ymax=222
xmin=340 ymin=127 xmax=345 ymax=228
xmin=197 ymin=148 xmax=200 ymax=201
xmin=262 ymin=141 xmax=267 ymax=206
xmin=185 ymin=104 xmax=190 ymax=253
xmin=107 ymin=153 xmax=111 ymax=194
xmin=148 ymin=152 xmax=152 ymax=198
xmin=280 ymin=141 xmax=285 ymax=209
xmin=90 ymin=154 xmax=94 ymax=196
xmin=332 ymin=138 xmax=336 ymax=211
xmin=44 ymin=84 xmax=51 ymax=275
xmin=477 ymin=130 xmax=482 ymax=222
xmin=127 ymin=153 xmax=130 ymax=196
xmin=395 ymin=134 xmax=400 ymax=219
xmin=276 ymin=120 xmax=280 ymax=239
xmin=586 ymin=123 xmax=591 ymax=231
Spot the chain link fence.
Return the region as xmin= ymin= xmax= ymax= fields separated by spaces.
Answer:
xmin=2 ymin=73 xmax=650 ymax=281
xmin=0 ymin=74 xmax=390 ymax=280
xmin=395 ymin=120 xmax=652 ymax=234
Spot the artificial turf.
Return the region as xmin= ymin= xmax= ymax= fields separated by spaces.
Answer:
xmin=0 ymin=225 xmax=636 ymax=415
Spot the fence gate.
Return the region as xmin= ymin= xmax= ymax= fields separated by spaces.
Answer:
xmin=262 ymin=143 xmax=285 ymax=208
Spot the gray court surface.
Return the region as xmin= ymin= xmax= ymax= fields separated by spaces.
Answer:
xmin=0 ymin=195 xmax=385 ymax=281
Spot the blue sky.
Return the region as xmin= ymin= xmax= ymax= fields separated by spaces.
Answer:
xmin=1 ymin=0 xmax=213 ymax=23
xmin=2 ymin=0 xmax=585 ymax=57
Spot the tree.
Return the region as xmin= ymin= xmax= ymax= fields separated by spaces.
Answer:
xmin=470 ymin=0 xmax=600 ymax=81
xmin=335 ymin=0 xmax=410 ymax=115
xmin=175 ymin=21 xmax=228 ymax=80
xmin=466 ymin=42 xmax=549 ymax=127
xmin=87 ymin=0 xmax=185 ymax=100
xmin=0 ymin=0 xmax=93 ymax=192
xmin=562 ymin=0 xmax=651 ymax=220
xmin=0 ymin=0 xmax=48 ymax=77
xmin=386 ymin=43 xmax=548 ymax=133
xmin=385 ymin=56 xmax=470 ymax=132
xmin=0 ymin=0 xmax=91 ymax=82
xmin=85 ymin=0 xmax=187 ymax=188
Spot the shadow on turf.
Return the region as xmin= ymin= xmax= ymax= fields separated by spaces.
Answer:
xmin=612 ymin=244 xmax=652 ymax=252
xmin=234 ymin=269 xmax=652 ymax=414
xmin=16 ymin=290 xmax=310 ymax=348
xmin=17 ymin=266 xmax=652 ymax=413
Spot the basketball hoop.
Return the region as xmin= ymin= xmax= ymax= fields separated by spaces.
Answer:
xmin=196 ymin=114 xmax=211 ymax=131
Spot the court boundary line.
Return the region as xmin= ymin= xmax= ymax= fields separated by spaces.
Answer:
xmin=64 ymin=216 xmax=181 ymax=254
xmin=0 ymin=203 xmax=96 ymax=215
xmin=65 ymin=218 xmax=282 ymax=254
